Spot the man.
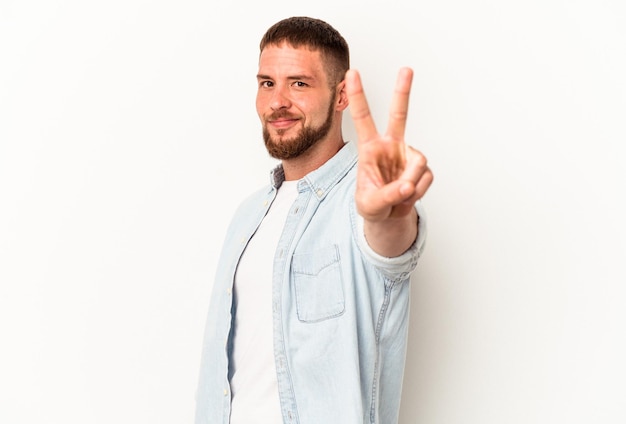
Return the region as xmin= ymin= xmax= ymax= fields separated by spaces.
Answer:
xmin=195 ymin=16 xmax=433 ymax=424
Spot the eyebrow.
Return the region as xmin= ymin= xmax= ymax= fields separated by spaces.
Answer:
xmin=256 ymin=74 xmax=316 ymax=82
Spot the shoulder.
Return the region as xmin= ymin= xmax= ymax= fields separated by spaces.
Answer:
xmin=225 ymin=184 xmax=274 ymax=225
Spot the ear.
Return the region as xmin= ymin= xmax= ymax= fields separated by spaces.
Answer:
xmin=335 ymin=80 xmax=349 ymax=112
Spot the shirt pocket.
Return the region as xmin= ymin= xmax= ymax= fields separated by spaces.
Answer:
xmin=291 ymin=245 xmax=345 ymax=323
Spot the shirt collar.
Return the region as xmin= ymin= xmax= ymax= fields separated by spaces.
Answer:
xmin=269 ymin=141 xmax=358 ymax=200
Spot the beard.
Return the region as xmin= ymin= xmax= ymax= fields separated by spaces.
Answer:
xmin=262 ymin=93 xmax=336 ymax=160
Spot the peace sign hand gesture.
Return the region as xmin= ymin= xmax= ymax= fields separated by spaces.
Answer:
xmin=346 ymin=67 xmax=433 ymax=256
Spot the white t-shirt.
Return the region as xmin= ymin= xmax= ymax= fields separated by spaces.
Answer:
xmin=229 ymin=180 xmax=299 ymax=424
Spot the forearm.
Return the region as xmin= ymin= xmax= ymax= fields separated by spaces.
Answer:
xmin=363 ymin=207 xmax=419 ymax=258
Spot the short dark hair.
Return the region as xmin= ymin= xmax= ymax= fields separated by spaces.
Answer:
xmin=259 ymin=16 xmax=350 ymax=87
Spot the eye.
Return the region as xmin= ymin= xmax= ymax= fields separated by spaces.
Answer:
xmin=292 ymin=81 xmax=308 ymax=88
xmin=259 ymin=80 xmax=274 ymax=88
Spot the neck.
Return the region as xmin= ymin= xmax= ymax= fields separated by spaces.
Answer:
xmin=281 ymin=136 xmax=345 ymax=180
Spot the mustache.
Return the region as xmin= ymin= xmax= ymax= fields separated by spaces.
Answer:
xmin=268 ymin=110 xmax=298 ymax=121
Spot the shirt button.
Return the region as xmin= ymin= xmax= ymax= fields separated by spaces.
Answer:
xmin=226 ymin=288 xmax=231 ymax=295
xmin=223 ymin=388 xmax=228 ymax=396
xmin=263 ymin=200 xmax=268 ymax=206
xmin=316 ymin=189 xmax=324 ymax=196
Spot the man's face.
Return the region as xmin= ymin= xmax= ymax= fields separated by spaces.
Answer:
xmin=256 ymin=44 xmax=338 ymax=160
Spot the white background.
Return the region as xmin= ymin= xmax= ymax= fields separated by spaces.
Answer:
xmin=1 ymin=1 xmax=625 ymax=423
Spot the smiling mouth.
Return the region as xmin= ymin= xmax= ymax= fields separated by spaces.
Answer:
xmin=268 ymin=117 xmax=299 ymax=130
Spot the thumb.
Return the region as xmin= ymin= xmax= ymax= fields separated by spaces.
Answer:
xmin=376 ymin=180 xmax=416 ymax=206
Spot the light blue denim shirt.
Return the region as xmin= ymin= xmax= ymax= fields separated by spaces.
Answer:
xmin=195 ymin=141 xmax=427 ymax=424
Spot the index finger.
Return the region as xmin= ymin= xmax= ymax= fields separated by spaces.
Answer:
xmin=386 ymin=67 xmax=414 ymax=141
xmin=345 ymin=69 xmax=378 ymax=143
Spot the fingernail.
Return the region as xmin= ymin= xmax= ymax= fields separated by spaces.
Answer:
xmin=399 ymin=182 xmax=412 ymax=196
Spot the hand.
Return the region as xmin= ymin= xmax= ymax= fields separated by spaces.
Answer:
xmin=346 ymin=67 xmax=433 ymax=223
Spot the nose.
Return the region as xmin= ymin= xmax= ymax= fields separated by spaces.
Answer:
xmin=269 ymin=85 xmax=291 ymax=111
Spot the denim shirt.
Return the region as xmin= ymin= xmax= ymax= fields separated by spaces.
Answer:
xmin=195 ymin=141 xmax=427 ymax=424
